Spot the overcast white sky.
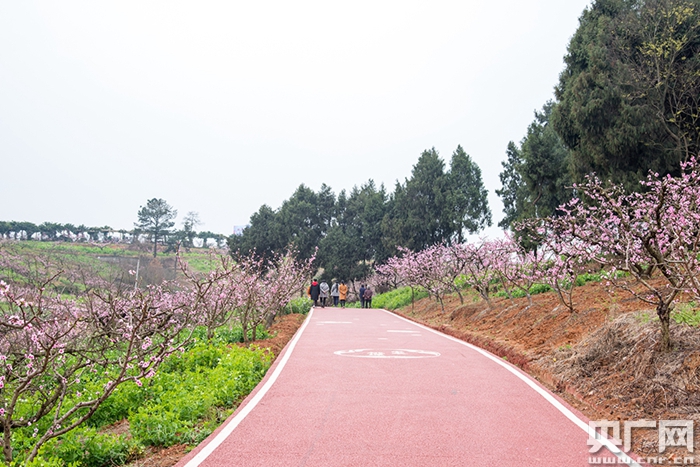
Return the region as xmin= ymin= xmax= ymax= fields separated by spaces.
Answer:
xmin=1 ymin=1 xmax=592 ymax=238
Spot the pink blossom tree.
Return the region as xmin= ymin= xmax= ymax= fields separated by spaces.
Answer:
xmin=179 ymin=254 xmax=245 ymax=340
xmin=375 ymin=246 xmax=460 ymax=312
xmin=0 ymin=244 xmax=315 ymax=463
xmin=229 ymin=249 xmax=314 ymax=342
xmin=546 ymin=159 xmax=700 ymax=349
xmin=487 ymin=235 xmax=541 ymax=308
xmin=0 ymin=272 xmax=202 ymax=464
xmin=525 ymin=226 xmax=591 ymax=313
xmin=453 ymin=242 xmax=498 ymax=310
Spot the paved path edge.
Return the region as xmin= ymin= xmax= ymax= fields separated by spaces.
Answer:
xmin=385 ymin=309 xmax=642 ymax=467
xmin=174 ymin=308 xmax=316 ymax=467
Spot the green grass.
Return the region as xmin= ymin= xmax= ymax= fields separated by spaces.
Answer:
xmin=281 ymin=296 xmax=313 ymax=315
xmin=5 ymin=335 xmax=272 ymax=467
xmin=371 ymin=286 xmax=430 ymax=310
xmin=0 ymin=241 xmax=222 ymax=292
xmin=672 ymin=302 xmax=700 ymax=326
xmin=495 ymin=282 xmax=552 ymax=299
xmin=178 ymin=251 xmax=223 ymax=273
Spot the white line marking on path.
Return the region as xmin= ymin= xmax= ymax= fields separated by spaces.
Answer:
xmin=316 ymin=321 xmax=353 ymax=324
xmin=382 ymin=309 xmax=641 ymax=467
xmin=183 ymin=308 xmax=315 ymax=467
xmin=387 ymin=330 xmax=420 ymax=333
xmin=334 ymin=348 xmax=440 ymax=359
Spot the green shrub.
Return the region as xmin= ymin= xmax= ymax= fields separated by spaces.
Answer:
xmin=0 ymin=456 xmax=75 ymax=467
xmin=88 ymin=380 xmax=145 ymax=428
xmin=530 ymin=283 xmax=552 ymax=295
xmin=282 ymin=296 xmax=313 ymax=315
xmin=495 ymin=289 xmax=523 ymax=298
xmin=189 ymin=324 xmax=269 ymax=346
xmin=575 ymin=271 xmax=605 ymax=286
xmin=371 ymin=287 xmax=430 ymax=310
xmin=495 ymin=283 xmax=552 ymax=299
xmin=128 ymin=344 xmax=271 ymax=448
xmin=672 ymin=302 xmax=700 ymax=326
xmin=130 ymin=409 xmax=193 ymax=446
xmin=47 ymin=426 xmax=140 ymax=467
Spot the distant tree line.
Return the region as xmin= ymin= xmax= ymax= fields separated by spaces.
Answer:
xmin=228 ymin=146 xmax=491 ymax=283
xmin=0 ymin=202 xmax=227 ymax=253
xmin=0 ymin=221 xmax=116 ymax=241
xmin=497 ymin=0 xmax=700 ymax=233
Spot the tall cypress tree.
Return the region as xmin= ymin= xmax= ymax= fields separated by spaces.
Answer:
xmin=552 ymin=0 xmax=700 ymax=188
xmin=446 ymin=145 xmax=492 ymax=243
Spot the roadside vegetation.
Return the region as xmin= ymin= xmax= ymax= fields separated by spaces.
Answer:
xmin=0 ymin=241 xmax=313 ymax=467
xmin=8 ymin=334 xmax=270 ymax=467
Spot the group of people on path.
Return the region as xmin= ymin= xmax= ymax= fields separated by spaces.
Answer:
xmin=307 ymin=279 xmax=371 ymax=308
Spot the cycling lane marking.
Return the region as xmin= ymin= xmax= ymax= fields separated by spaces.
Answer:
xmin=384 ymin=309 xmax=642 ymax=467
xmin=181 ymin=307 xmax=316 ymax=467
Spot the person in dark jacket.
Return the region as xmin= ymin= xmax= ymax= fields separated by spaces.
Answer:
xmin=309 ymin=279 xmax=321 ymax=307
xmin=363 ymin=286 xmax=373 ymax=308
xmin=359 ymin=284 xmax=366 ymax=308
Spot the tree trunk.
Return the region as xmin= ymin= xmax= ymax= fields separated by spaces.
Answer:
xmin=657 ymin=302 xmax=672 ymax=351
xmin=452 ymin=285 xmax=464 ymax=304
xmin=3 ymin=424 xmax=12 ymax=463
xmin=241 ymin=321 xmax=249 ymax=343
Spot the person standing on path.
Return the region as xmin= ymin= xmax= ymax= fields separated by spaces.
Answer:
xmin=319 ymin=281 xmax=330 ymax=308
xmin=359 ymin=284 xmax=366 ymax=309
xmin=309 ymin=279 xmax=320 ymax=307
xmin=338 ymin=281 xmax=348 ymax=308
xmin=330 ymin=280 xmax=339 ymax=307
xmin=363 ymin=286 xmax=373 ymax=308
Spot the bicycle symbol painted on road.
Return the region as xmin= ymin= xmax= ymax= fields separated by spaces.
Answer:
xmin=333 ymin=349 xmax=440 ymax=359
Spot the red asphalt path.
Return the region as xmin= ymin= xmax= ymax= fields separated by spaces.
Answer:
xmin=175 ymin=307 xmax=633 ymax=466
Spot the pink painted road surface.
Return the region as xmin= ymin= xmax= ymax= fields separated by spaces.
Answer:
xmin=175 ymin=307 xmax=633 ymax=467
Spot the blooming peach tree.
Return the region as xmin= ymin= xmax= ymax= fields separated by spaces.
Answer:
xmin=0 ymin=271 xmax=202 ymax=464
xmin=230 ymin=249 xmax=314 ymax=342
xmin=544 ymin=159 xmax=700 ymax=349
xmin=0 ymin=246 xmax=313 ymax=463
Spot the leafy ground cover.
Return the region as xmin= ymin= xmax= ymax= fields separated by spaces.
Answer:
xmin=1 ymin=315 xmax=306 ymax=467
xmin=119 ymin=314 xmax=306 ymax=467
xmin=4 ymin=327 xmax=271 ymax=467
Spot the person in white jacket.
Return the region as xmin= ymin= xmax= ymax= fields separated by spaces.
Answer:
xmin=319 ymin=281 xmax=330 ymax=308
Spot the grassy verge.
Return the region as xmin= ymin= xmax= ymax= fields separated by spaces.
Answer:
xmin=4 ymin=327 xmax=272 ymax=467
xmin=369 ymin=287 xmax=430 ymax=310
